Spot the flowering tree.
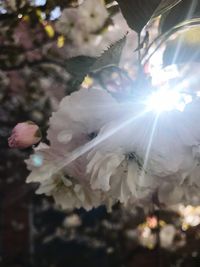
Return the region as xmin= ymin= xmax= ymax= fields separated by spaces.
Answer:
xmin=15 ymin=0 xmax=200 ymax=211
xmin=3 ymin=0 xmax=200 ymax=266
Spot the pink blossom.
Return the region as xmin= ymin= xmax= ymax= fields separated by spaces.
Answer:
xmin=8 ymin=121 xmax=41 ymax=149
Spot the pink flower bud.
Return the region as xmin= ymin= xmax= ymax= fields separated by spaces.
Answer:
xmin=8 ymin=121 xmax=42 ymax=149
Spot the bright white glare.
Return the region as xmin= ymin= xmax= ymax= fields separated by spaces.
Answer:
xmin=34 ymin=0 xmax=46 ymax=5
xmin=151 ymin=65 xmax=180 ymax=87
xmin=50 ymin=6 xmax=61 ymax=20
xmin=146 ymin=88 xmax=192 ymax=113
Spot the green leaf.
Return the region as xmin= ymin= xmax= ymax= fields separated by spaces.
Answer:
xmin=64 ymin=37 xmax=126 ymax=93
xmin=152 ymin=0 xmax=183 ymax=19
xmin=65 ymin=37 xmax=126 ymax=76
xmin=143 ymin=18 xmax=200 ymax=66
xmin=163 ymin=23 xmax=200 ymax=66
xmin=92 ymin=36 xmax=127 ymax=72
xmin=116 ymin=0 xmax=161 ymax=33
xmin=64 ymin=56 xmax=96 ymax=93
xmin=159 ymin=0 xmax=200 ymax=33
xmin=65 ymin=56 xmax=96 ymax=77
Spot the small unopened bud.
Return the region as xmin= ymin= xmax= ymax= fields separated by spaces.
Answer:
xmin=8 ymin=121 xmax=41 ymax=149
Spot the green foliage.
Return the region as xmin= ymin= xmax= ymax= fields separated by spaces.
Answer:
xmin=160 ymin=0 xmax=200 ymax=33
xmin=116 ymin=0 xmax=161 ymax=33
xmin=64 ymin=36 xmax=126 ymax=92
xmin=115 ymin=0 xmax=182 ymax=33
xmin=142 ymin=1 xmax=200 ymax=66
xmin=152 ymin=0 xmax=183 ymax=20
xmin=92 ymin=36 xmax=126 ymax=72
xmin=163 ymin=24 xmax=200 ymax=66
xmin=65 ymin=56 xmax=96 ymax=77
xmin=65 ymin=56 xmax=96 ymax=93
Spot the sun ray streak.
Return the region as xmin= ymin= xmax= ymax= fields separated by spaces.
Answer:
xmin=139 ymin=114 xmax=160 ymax=185
xmin=172 ymin=0 xmax=198 ymax=65
xmin=51 ymin=109 xmax=150 ymax=175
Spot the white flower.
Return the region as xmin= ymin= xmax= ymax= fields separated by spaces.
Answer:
xmin=54 ymin=1 xmax=129 ymax=57
xmin=138 ymin=226 xmax=157 ymax=249
xmin=70 ymin=32 xmax=102 ymax=57
xmin=51 ymin=180 xmax=103 ymax=211
xmin=92 ymin=103 xmax=198 ymax=176
xmin=55 ymin=8 xmax=83 ymax=37
xmin=87 ymin=150 xmax=125 ymax=191
xmin=26 ymin=89 xmax=121 ymax=209
xmin=63 ymin=214 xmax=81 ymax=228
xmin=26 ymin=79 xmax=200 ymax=209
xmin=26 ymin=143 xmax=103 ymax=210
xmin=160 ymin=225 xmax=176 ymax=249
xmin=158 ymin=180 xmax=184 ymax=206
xmin=56 ymin=0 xmax=108 ymax=36
xmin=26 ymin=143 xmax=60 ymax=183
xmin=55 ymin=7 xmax=100 ymax=57
xmin=87 ymin=149 xmax=158 ymax=205
xmin=78 ymin=0 xmax=108 ymax=32
xmin=47 ymin=88 xmax=120 ymax=151
xmin=179 ymin=205 xmax=200 ymax=227
xmin=84 ymin=88 xmax=200 ymax=206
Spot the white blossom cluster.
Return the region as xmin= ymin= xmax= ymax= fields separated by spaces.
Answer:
xmin=26 ymin=80 xmax=200 ymax=210
xmin=55 ymin=0 xmax=129 ymax=57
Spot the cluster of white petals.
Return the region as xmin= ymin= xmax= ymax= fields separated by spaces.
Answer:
xmin=55 ymin=0 xmax=128 ymax=57
xmin=26 ymin=76 xmax=200 ymax=210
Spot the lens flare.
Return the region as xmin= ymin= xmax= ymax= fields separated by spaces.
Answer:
xmin=146 ymin=88 xmax=192 ymax=113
